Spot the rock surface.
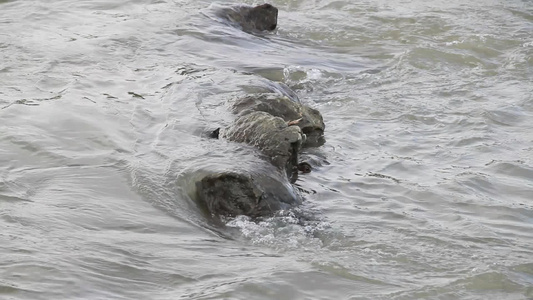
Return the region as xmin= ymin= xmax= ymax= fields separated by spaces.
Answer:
xmin=232 ymin=94 xmax=326 ymax=147
xmin=195 ymin=165 xmax=301 ymax=218
xmin=192 ymin=4 xmax=327 ymax=218
xmin=220 ymin=111 xmax=304 ymax=174
xmin=194 ymin=93 xmax=325 ymax=219
xmin=217 ymin=3 xmax=278 ymax=32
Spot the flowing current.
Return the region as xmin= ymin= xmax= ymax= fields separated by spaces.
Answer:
xmin=1 ymin=0 xmax=532 ymax=299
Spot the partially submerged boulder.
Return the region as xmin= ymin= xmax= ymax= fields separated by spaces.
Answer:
xmin=232 ymin=94 xmax=326 ymax=147
xmin=217 ymin=3 xmax=278 ymax=32
xmin=195 ymin=166 xmax=301 ymax=218
xmin=195 ymin=93 xmax=325 ymax=219
xmin=220 ymin=111 xmax=304 ymax=174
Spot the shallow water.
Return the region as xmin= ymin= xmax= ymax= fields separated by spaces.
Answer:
xmin=1 ymin=0 xmax=532 ymax=299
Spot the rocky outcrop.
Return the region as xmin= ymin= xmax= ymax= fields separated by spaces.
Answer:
xmin=221 ymin=111 xmax=303 ymax=174
xmin=191 ymin=4 xmax=325 ymax=219
xmin=195 ymin=163 xmax=301 ymax=218
xmin=194 ymin=93 xmax=325 ymax=218
xmin=231 ymin=94 xmax=325 ymax=148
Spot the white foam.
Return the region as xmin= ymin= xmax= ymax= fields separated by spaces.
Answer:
xmin=225 ymin=210 xmax=332 ymax=251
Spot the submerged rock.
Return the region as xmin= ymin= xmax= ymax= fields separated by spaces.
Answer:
xmin=217 ymin=3 xmax=278 ymax=32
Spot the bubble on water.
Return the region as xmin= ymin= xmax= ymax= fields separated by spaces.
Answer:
xmin=283 ymin=65 xmax=324 ymax=83
xmin=306 ymin=68 xmax=323 ymax=80
xmin=225 ymin=208 xmax=332 ymax=251
xmin=445 ymin=40 xmax=462 ymax=46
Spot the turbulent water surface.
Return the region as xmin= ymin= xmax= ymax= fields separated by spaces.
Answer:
xmin=1 ymin=0 xmax=532 ymax=299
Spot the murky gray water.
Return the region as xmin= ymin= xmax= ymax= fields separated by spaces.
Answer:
xmin=1 ymin=0 xmax=532 ymax=299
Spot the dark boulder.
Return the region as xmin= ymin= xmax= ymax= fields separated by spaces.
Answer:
xmin=217 ymin=3 xmax=278 ymax=32
xmin=195 ymin=165 xmax=301 ymax=218
xmin=231 ymin=94 xmax=326 ymax=148
xmin=197 ymin=94 xmax=325 ymax=218
xmin=220 ymin=111 xmax=304 ymax=175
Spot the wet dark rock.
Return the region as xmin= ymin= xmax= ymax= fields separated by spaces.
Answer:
xmin=297 ymin=162 xmax=312 ymax=174
xmin=209 ymin=127 xmax=220 ymax=139
xmin=232 ymin=94 xmax=326 ymax=147
xmin=195 ymin=166 xmax=301 ymax=218
xmin=221 ymin=111 xmax=303 ymax=174
xmin=217 ymin=3 xmax=278 ymax=32
xmin=194 ymin=93 xmax=326 ymax=219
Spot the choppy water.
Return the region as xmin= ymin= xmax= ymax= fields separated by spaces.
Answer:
xmin=1 ymin=0 xmax=532 ymax=299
